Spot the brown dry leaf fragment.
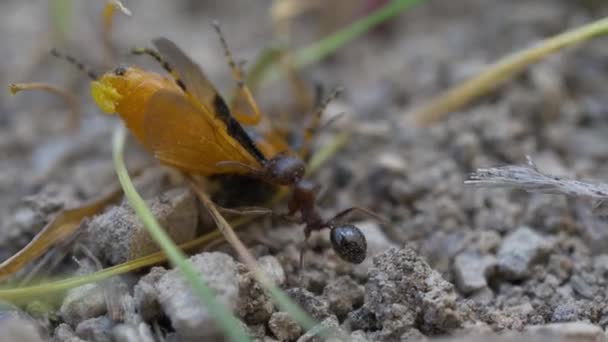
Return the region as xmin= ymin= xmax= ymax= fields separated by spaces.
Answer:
xmin=0 ymin=187 xmax=123 ymax=280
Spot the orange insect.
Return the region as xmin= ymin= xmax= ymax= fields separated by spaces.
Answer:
xmin=54 ymin=24 xmax=378 ymax=264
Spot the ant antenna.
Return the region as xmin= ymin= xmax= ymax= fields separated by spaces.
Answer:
xmin=50 ymin=49 xmax=98 ymax=80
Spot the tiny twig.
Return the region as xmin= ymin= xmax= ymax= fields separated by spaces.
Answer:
xmin=187 ymin=176 xmax=319 ymax=332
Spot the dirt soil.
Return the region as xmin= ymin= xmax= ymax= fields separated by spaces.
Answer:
xmin=2 ymin=0 xmax=608 ymax=341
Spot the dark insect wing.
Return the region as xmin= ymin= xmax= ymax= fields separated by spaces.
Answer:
xmin=152 ymin=38 xmax=218 ymax=113
xmin=152 ymin=38 xmax=267 ymax=163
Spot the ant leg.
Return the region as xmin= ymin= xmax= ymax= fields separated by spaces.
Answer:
xmin=212 ymin=21 xmax=262 ymax=126
xmin=328 ymin=206 xmax=386 ymax=225
xmin=216 ymin=205 xmax=274 ymax=216
xmin=298 ymin=87 xmax=343 ymax=160
xmin=130 ymin=47 xmax=188 ymax=92
xmin=299 ymin=226 xmax=312 ymax=270
xmin=279 ymin=50 xmax=314 ymax=113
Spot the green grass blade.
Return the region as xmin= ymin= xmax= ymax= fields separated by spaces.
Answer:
xmin=51 ymin=0 xmax=72 ymax=44
xmin=254 ymin=0 xmax=425 ymax=86
xmin=112 ymin=126 xmax=250 ymax=342
xmin=295 ymin=0 xmax=425 ymax=67
xmin=410 ymin=15 xmax=608 ymax=124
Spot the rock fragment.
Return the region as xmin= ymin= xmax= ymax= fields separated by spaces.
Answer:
xmin=0 ymin=312 xmax=46 ymax=342
xmin=60 ymin=283 xmax=106 ymax=326
xmin=286 ymin=288 xmax=330 ymax=321
xmin=237 ymin=255 xmax=284 ymax=324
xmin=85 ymin=188 xmax=197 ymax=265
xmin=75 ymin=316 xmax=114 ymax=342
xmin=112 ymin=323 xmax=155 ymax=342
xmin=296 ymin=316 xmax=347 ymax=342
xmin=343 ymin=307 xmax=379 ymax=332
xmin=155 ymin=252 xmax=239 ymax=340
xmin=322 ymin=276 xmax=364 ymax=319
xmin=497 ymin=226 xmax=553 ymax=280
xmin=54 ymin=323 xmax=86 ymax=342
xmin=268 ymin=312 xmax=302 ymax=341
xmin=453 ymin=251 xmax=496 ymax=294
xmin=133 ymin=266 xmax=166 ymax=321
xmin=365 ymin=247 xmax=463 ymax=339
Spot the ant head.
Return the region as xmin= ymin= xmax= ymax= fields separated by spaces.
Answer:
xmin=264 ymin=154 xmax=306 ymax=186
xmin=330 ymin=224 xmax=367 ymax=264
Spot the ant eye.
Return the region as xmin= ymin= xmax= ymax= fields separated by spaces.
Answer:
xmin=114 ymin=66 xmax=127 ymax=76
xmin=330 ymin=225 xmax=367 ymax=264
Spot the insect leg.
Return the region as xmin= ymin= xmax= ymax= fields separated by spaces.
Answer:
xmin=212 ymin=21 xmax=262 ymax=126
xmin=299 ymin=226 xmax=312 ymax=270
xmin=217 ymin=205 xmax=274 ymax=216
xmin=298 ymin=87 xmax=342 ymax=159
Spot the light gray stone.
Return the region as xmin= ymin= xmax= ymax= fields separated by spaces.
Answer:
xmin=155 ymin=252 xmax=239 ymax=340
xmin=497 ymin=226 xmax=553 ymax=280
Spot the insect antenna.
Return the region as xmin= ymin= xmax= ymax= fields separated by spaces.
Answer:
xmin=50 ymin=49 xmax=98 ymax=80
xmin=131 ymin=47 xmax=187 ymax=91
xmin=211 ymin=20 xmax=263 ymax=125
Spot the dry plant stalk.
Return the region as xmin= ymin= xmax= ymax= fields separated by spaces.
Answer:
xmin=9 ymin=82 xmax=81 ymax=132
xmin=466 ymin=157 xmax=608 ymax=214
xmin=188 ymin=177 xmax=277 ymax=286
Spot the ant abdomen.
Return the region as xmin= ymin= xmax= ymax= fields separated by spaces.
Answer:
xmin=330 ymin=224 xmax=367 ymax=264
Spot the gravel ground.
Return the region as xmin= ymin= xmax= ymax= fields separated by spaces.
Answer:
xmin=2 ymin=1 xmax=608 ymax=341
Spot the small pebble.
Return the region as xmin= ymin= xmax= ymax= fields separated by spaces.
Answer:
xmin=54 ymin=323 xmax=86 ymax=342
xmin=366 ymin=247 xmax=463 ymax=337
xmin=268 ymin=312 xmax=302 ymax=341
xmin=133 ymin=266 xmax=166 ymax=321
xmin=113 ymin=323 xmax=155 ymax=342
xmin=497 ymin=226 xmax=553 ymax=280
xmin=85 ymin=188 xmax=197 ymax=265
xmin=258 ymin=255 xmax=286 ymax=286
xmin=322 ymin=276 xmax=364 ymax=319
xmin=155 ymin=252 xmax=239 ymax=340
xmin=296 ymin=316 xmax=346 ymax=342
xmin=551 ymin=302 xmax=582 ymax=323
xmin=60 ymin=283 xmax=106 ymax=326
xmin=236 ymin=255 xmax=285 ymax=324
xmin=0 ymin=314 xmax=46 ymax=342
xmin=75 ymin=316 xmax=114 ymax=342
xmin=286 ymin=288 xmax=331 ymax=321
xmin=343 ymin=307 xmax=379 ymax=331
xmin=453 ymin=251 xmax=497 ymax=294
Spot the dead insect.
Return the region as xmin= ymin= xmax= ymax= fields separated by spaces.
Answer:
xmin=51 ymin=24 xmax=381 ymax=265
